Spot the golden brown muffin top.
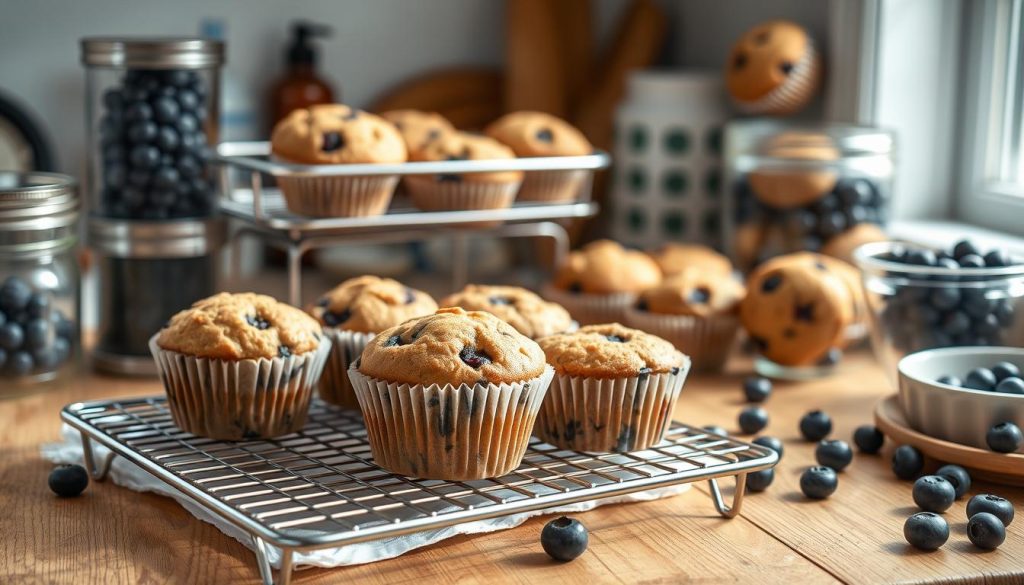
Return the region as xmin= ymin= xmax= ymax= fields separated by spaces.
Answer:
xmin=410 ymin=131 xmax=523 ymax=183
xmin=726 ymin=20 xmax=812 ymax=102
xmin=379 ymin=109 xmax=454 ymax=157
xmin=439 ymin=284 xmax=573 ymax=339
xmin=485 ymin=111 xmax=593 ymax=157
xmin=648 ymin=243 xmax=733 ymax=278
xmin=554 ymin=239 xmax=662 ymax=294
xmin=309 ymin=275 xmax=438 ymax=333
xmin=358 ymin=307 xmax=546 ymax=386
xmin=538 ymin=323 xmax=686 ymax=379
xmin=639 ymin=272 xmax=746 ymax=317
xmin=158 ymin=292 xmax=322 ymax=360
xmin=271 ymin=104 xmax=407 ymax=165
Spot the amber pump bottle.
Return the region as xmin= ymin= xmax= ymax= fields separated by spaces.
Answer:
xmin=269 ymin=22 xmax=336 ymax=127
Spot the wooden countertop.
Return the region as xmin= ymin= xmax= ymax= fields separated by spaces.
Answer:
xmin=2 ymin=350 xmax=1022 ymax=584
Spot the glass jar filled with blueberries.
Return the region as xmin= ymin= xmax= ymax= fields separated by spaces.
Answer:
xmin=724 ymin=121 xmax=895 ymax=270
xmin=0 ymin=172 xmax=80 ymax=391
xmin=81 ymin=37 xmax=224 ymax=220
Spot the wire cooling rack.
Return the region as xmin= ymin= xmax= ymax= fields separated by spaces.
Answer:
xmin=62 ymin=396 xmax=777 ymax=585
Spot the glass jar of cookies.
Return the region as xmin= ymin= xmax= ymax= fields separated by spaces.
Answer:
xmin=81 ymin=37 xmax=224 ymax=220
xmin=723 ymin=120 xmax=895 ymax=271
xmin=0 ymin=172 xmax=80 ymax=392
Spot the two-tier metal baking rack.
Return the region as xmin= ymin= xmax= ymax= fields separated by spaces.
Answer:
xmin=62 ymin=396 xmax=777 ymax=585
xmin=214 ymin=142 xmax=610 ymax=305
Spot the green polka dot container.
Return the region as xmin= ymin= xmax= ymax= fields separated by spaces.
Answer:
xmin=611 ymin=72 xmax=729 ymax=250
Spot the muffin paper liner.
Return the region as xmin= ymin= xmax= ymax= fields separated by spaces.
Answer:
xmin=405 ymin=177 xmax=520 ymax=228
xmin=348 ymin=365 xmax=554 ymax=480
xmin=624 ymin=307 xmax=739 ymax=373
xmin=278 ymin=175 xmax=398 ymax=218
xmin=734 ymin=40 xmax=820 ymax=115
xmin=149 ymin=335 xmax=332 ymax=441
xmin=318 ymin=329 xmax=376 ymax=410
xmin=534 ymin=359 xmax=691 ymax=453
xmin=540 ymin=284 xmax=636 ymax=326
xmin=517 ymin=169 xmax=587 ymax=203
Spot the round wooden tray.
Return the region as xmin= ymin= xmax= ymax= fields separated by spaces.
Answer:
xmin=874 ymin=395 xmax=1024 ymax=486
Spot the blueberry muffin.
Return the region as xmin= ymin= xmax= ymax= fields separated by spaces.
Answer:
xmin=747 ymin=133 xmax=839 ymax=209
xmin=405 ymin=131 xmax=523 ymax=215
xmin=775 ymin=251 xmax=868 ymax=342
xmin=349 ymin=307 xmax=553 ymax=479
xmin=544 ymin=239 xmax=662 ymax=325
xmin=535 ymin=324 xmax=689 ymax=452
xmin=439 ymin=284 xmax=573 ymax=339
xmin=725 ymin=20 xmax=821 ymax=115
xmin=152 ymin=293 xmax=331 ymax=440
xmin=739 ymin=254 xmax=854 ymax=367
xmin=648 ymin=243 xmax=733 ymax=278
xmin=270 ymin=104 xmax=407 ymax=217
xmin=485 ymin=111 xmax=593 ymax=202
xmin=626 ymin=272 xmax=745 ymax=372
xmin=308 ymin=276 xmax=437 ymax=408
xmin=380 ymin=109 xmax=454 ymax=158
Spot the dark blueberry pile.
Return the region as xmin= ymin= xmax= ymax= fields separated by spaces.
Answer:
xmin=879 ymin=240 xmax=1019 ymax=352
xmin=98 ymin=69 xmax=213 ymax=220
xmin=0 ymin=276 xmax=74 ymax=378
xmin=936 ymin=361 xmax=1024 ymax=395
xmin=734 ymin=176 xmax=886 ymax=252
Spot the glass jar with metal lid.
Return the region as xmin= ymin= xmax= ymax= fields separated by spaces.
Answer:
xmin=81 ymin=37 xmax=225 ymax=220
xmin=0 ymin=172 xmax=80 ymax=389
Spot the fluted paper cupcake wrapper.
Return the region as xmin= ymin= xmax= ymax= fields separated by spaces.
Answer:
xmin=517 ymin=169 xmax=587 ymax=203
xmin=278 ymin=175 xmax=398 ymax=218
xmin=405 ymin=176 xmax=520 ymax=211
xmin=540 ymin=284 xmax=636 ymax=326
xmin=149 ymin=335 xmax=332 ymax=441
xmin=348 ymin=365 xmax=554 ymax=480
xmin=624 ymin=308 xmax=739 ymax=373
xmin=318 ymin=329 xmax=376 ymax=410
xmin=534 ymin=362 xmax=690 ymax=453
xmin=734 ymin=40 xmax=821 ymax=115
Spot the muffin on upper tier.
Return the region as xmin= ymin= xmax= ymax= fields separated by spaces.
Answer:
xmin=440 ymin=284 xmax=573 ymax=339
xmin=349 ymin=307 xmax=553 ymax=480
xmin=152 ymin=292 xmax=331 ymax=440
xmin=380 ymin=109 xmax=454 ymax=158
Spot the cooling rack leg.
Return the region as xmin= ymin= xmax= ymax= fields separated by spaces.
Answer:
xmin=80 ymin=433 xmax=115 ymax=482
xmin=287 ymin=245 xmax=303 ymax=307
xmin=251 ymin=536 xmax=294 ymax=585
xmin=708 ymin=473 xmax=747 ymax=518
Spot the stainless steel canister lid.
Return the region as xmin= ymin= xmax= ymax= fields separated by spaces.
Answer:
xmin=80 ymin=37 xmax=225 ymax=69
xmin=87 ymin=217 xmax=226 ymax=258
xmin=0 ymin=172 xmax=79 ymax=250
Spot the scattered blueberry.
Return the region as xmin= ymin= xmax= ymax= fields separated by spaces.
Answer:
xmin=934 ymin=465 xmax=971 ymax=500
xmin=964 ymin=368 xmax=997 ymax=391
xmin=985 ymin=422 xmax=1023 ymax=453
xmin=540 ymin=516 xmax=588 ymax=562
xmin=48 ymin=464 xmax=89 ymax=497
xmin=967 ymin=512 xmax=1006 ymax=550
xmin=738 ymin=406 xmax=769 ymax=434
xmin=992 ymin=361 xmax=1021 ymax=381
xmin=702 ymin=425 xmax=727 ymax=436
xmin=815 ymin=440 xmax=853 ymax=471
xmin=892 ymin=445 xmax=924 ymax=480
xmin=800 ymin=466 xmax=838 ymax=499
xmin=746 ymin=468 xmax=775 ymax=492
xmin=853 ymin=425 xmax=884 ymax=454
xmin=752 ymin=436 xmax=784 ymax=458
xmin=966 ymin=494 xmax=1015 ymax=526
xmin=904 ymin=512 xmax=949 ymax=551
xmin=995 ymin=377 xmax=1024 ymax=395
xmin=799 ymin=410 xmax=832 ymax=441
xmin=743 ymin=376 xmax=772 ymax=403
xmin=912 ymin=476 xmax=956 ymax=513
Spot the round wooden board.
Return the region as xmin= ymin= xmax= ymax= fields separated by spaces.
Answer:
xmin=875 ymin=395 xmax=1024 ymax=486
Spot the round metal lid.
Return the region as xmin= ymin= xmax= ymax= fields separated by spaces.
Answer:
xmin=87 ymin=216 xmax=226 ymax=258
xmin=81 ymin=37 xmax=225 ymax=69
xmin=0 ymin=171 xmax=79 ymax=228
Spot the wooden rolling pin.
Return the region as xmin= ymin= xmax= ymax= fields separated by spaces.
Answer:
xmin=504 ymin=0 xmax=567 ymax=115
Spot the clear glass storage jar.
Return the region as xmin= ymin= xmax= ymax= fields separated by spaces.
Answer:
xmin=0 ymin=172 xmax=80 ymax=390
xmin=724 ymin=120 xmax=895 ymax=271
xmin=81 ymin=37 xmax=224 ymax=220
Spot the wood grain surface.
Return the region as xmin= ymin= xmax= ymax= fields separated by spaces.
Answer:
xmin=3 ymin=350 xmax=1022 ymax=584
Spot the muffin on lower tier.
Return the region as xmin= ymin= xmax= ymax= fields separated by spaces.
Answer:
xmin=625 ymin=270 xmax=745 ymax=372
xmin=308 ymin=276 xmax=437 ymax=409
xmin=348 ymin=307 xmax=553 ymax=480
xmin=439 ymin=284 xmax=574 ymax=339
xmin=151 ymin=292 xmax=331 ymax=440
xmin=543 ymin=239 xmax=662 ymax=325
xmin=535 ymin=324 xmax=689 ymax=453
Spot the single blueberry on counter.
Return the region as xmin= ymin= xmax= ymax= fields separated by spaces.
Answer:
xmin=738 ymin=406 xmax=769 ymax=435
xmin=742 ymin=376 xmax=772 ymax=403
xmin=746 ymin=468 xmax=774 ymax=492
xmin=966 ymin=494 xmax=1015 ymax=526
xmin=853 ymin=425 xmax=884 ymax=454
xmin=904 ymin=512 xmax=949 ymax=551
xmin=540 ymin=516 xmax=588 ymax=562
xmin=799 ymin=410 xmax=832 ymax=441
xmin=892 ymin=445 xmax=924 ymax=480
xmin=935 ymin=465 xmax=971 ymax=500
xmin=815 ymin=440 xmax=853 ymax=471
xmin=48 ymin=464 xmax=89 ymax=497
xmin=912 ymin=476 xmax=956 ymax=513
xmin=800 ymin=466 xmax=838 ymax=499
xmin=752 ymin=436 xmax=784 ymax=458
xmin=985 ymin=422 xmax=1023 ymax=453
xmin=967 ymin=512 xmax=1006 ymax=550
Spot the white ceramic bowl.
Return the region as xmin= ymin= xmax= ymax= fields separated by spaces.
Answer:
xmin=898 ymin=346 xmax=1024 ymax=450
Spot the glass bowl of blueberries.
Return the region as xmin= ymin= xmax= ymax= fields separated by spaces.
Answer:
xmin=855 ymin=239 xmax=1024 ymax=386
